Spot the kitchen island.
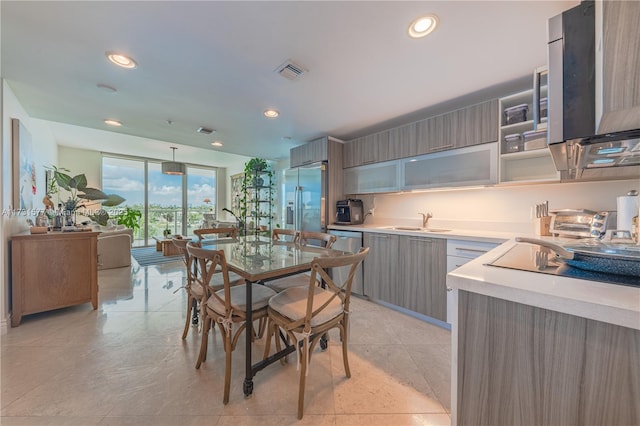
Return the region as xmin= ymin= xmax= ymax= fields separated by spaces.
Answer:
xmin=447 ymin=239 xmax=639 ymax=426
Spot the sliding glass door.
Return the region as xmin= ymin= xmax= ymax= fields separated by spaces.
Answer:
xmin=102 ymin=157 xmax=145 ymax=245
xmin=102 ymin=155 xmax=217 ymax=246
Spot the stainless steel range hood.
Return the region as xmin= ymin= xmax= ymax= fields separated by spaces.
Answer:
xmin=548 ymin=128 xmax=640 ymax=180
xmin=547 ymin=1 xmax=640 ymax=181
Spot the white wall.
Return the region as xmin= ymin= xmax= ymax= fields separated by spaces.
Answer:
xmin=1 ymin=81 xmax=57 ymax=333
xmin=356 ymin=179 xmax=640 ymax=232
xmin=45 ymin=120 xmax=251 ymax=222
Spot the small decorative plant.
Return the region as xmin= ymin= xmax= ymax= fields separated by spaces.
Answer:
xmin=163 ymin=212 xmax=173 ymax=237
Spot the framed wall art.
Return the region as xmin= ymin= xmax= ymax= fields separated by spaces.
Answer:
xmin=12 ymin=118 xmax=36 ymax=211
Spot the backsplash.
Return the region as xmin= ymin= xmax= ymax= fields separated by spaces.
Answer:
xmin=352 ymin=179 xmax=640 ymax=233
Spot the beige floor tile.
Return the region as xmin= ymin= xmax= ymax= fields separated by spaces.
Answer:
xmin=335 ymin=413 xmax=451 ymax=426
xmin=0 ymin=416 xmax=103 ymax=425
xmin=1 ymin=260 xmax=452 ymax=425
xmin=406 ymin=344 xmax=452 ymax=412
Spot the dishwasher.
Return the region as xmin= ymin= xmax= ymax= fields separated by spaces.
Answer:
xmin=328 ymin=230 xmax=364 ymax=295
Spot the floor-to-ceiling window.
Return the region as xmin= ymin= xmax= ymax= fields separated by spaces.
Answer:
xmin=102 ymin=155 xmax=217 ymax=246
xmin=186 ymin=166 xmax=216 ymax=235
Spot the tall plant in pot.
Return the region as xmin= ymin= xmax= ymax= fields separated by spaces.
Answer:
xmin=240 ymin=158 xmax=274 ymax=236
xmin=46 ymin=165 xmax=125 ymax=225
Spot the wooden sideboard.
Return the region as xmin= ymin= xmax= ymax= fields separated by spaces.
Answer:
xmin=11 ymin=231 xmax=99 ymax=327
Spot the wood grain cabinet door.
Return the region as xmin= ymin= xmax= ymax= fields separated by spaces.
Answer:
xmin=600 ymin=1 xmax=640 ymax=133
xmin=363 ymin=233 xmax=399 ymax=305
xmin=398 ymin=236 xmax=447 ymax=320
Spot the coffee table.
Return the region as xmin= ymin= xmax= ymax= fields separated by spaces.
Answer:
xmin=152 ymin=235 xmax=183 ymax=256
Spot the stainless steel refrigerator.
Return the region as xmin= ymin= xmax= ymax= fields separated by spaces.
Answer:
xmin=281 ymin=161 xmax=328 ymax=233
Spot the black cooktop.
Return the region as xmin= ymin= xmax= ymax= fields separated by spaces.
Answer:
xmin=486 ymin=243 xmax=640 ymax=287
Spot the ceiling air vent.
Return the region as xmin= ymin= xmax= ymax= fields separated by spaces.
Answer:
xmin=275 ymin=59 xmax=308 ymax=81
xmin=197 ymin=127 xmax=215 ymax=135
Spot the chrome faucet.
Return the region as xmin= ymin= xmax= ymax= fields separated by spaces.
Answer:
xmin=419 ymin=212 xmax=432 ymax=228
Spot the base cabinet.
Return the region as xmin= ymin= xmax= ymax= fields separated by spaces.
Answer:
xmin=456 ymin=290 xmax=640 ymax=426
xmin=363 ymin=233 xmax=399 ymax=305
xmin=11 ymin=231 xmax=99 ymax=327
xmin=399 ymin=236 xmax=446 ymax=321
xmin=363 ymin=232 xmax=447 ymax=321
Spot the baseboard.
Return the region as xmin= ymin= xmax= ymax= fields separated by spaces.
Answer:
xmin=1 ymin=314 xmax=10 ymax=335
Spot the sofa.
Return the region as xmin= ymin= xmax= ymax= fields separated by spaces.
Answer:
xmin=93 ymin=225 xmax=133 ymax=270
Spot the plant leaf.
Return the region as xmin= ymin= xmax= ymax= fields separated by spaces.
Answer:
xmin=73 ymin=174 xmax=87 ymax=190
xmin=101 ymin=194 xmax=126 ymax=207
xmin=54 ymin=171 xmax=72 ymax=191
xmin=78 ymin=187 xmax=109 ymax=200
xmin=89 ymin=210 xmax=110 ymax=226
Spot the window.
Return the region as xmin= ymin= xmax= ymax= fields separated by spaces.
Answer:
xmin=102 ymin=155 xmax=218 ymax=246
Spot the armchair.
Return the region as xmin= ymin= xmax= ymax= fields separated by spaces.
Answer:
xmin=97 ymin=227 xmax=133 ymax=270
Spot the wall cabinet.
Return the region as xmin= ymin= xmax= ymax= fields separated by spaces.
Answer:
xmin=290 ymin=136 xmax=328 ymax=168
xmin=363 ymin=232 xmax=447 ymax=322
xmin=498 ymin=89 xmax=559 ymax=183
xmin=11 ymin=231 xmax=99 ymax=327
xmin=401 ymin=143 xmax=498 ymax=190
xmin=289 ymin=136 xmax=344 ymax=227
xmin=343 ymin=159 xmax=400 ymax=194
xmin=598 ymin=1 xmax=640 ymax=133
xmin=343 ymin=100 xmax=498 ymax=169
xmin=387 ymin=122 xmax=417 ymax=160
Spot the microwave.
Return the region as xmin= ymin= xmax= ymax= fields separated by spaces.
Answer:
xmin=549 ymin=209 xmax=614 ymax=238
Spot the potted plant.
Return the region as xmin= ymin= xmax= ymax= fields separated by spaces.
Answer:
xmin=114 ymin=206 xmax=142 ymax=233
xmin=163 ymin=212 xmax=173 ymax=237
xmin=46 ymin=165 xmax=125 ymax=225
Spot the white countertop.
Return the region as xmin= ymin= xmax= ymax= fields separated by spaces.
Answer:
xmin=447 ymin=238 xmax=640 ymax=330
xmin=328 ymin=223 xmax=515 ymax=244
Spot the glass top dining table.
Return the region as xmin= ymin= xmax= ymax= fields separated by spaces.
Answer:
xmin=199 ymin=234 xmax=350 ymax=397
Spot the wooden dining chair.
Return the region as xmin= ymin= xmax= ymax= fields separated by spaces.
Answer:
xmin=172 ymin=237 xmax=200 ymax=339
xmin=265 ymin=231 xmax=336 ymax=293
xmin=298 ymin=231 xmax=336 ymax=249
xmin=272 ymin=228 xmax=300 ymax=243
xmin=263 ymin=247 xmax=369 ymax=419
xmin=187 ymin=242 xmax=277 ymax=404
xmin=194 ymin=226 xmax=238 ymax=241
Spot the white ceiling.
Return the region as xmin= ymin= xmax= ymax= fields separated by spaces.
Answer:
xmin=2 ymin=1 xmax=576 ymax=161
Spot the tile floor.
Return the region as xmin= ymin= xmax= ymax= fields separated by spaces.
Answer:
xmin=1 ymin=258 xmax=452 ymax=425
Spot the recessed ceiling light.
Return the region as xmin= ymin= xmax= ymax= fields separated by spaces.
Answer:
xmin=105 ymin=51 xmax=137 ymax=69
xmin=104 ymin=119 xmax=122 ymax=127
xmin=211 ymin=141 xmax=223 ymax=147
xmin=408 ymin=14 xmax=439 ymax=39
xmin=264 ymin=109 xmax=280 ymax=118
xmin=96 ymin=83 xmax=117 ymax=93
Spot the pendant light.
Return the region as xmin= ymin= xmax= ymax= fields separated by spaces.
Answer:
xmin=162 ymin=147 xmax=186 ymax=175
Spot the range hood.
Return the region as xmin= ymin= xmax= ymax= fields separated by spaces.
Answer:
xmin=548 ymin=128 xmax=640 ymax=180
xmin=547 ymin=1 xmax=640 ymax=181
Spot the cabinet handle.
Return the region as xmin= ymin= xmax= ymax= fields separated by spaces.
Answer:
xmin=361 ymin=159 xmax=376 ymax=164
xmin=454 ymin=247 xmax=489 ymax=254
xmin=407 ymin=238 xmax=433 ymax=242
xmin=447 ymin=287 xmax=453 ymax=292
xmin=429 ymin=144 xmax=454 ymax=152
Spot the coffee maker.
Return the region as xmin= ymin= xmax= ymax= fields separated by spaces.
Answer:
xmin=335 ymin=199 xmax=364 ymax=225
